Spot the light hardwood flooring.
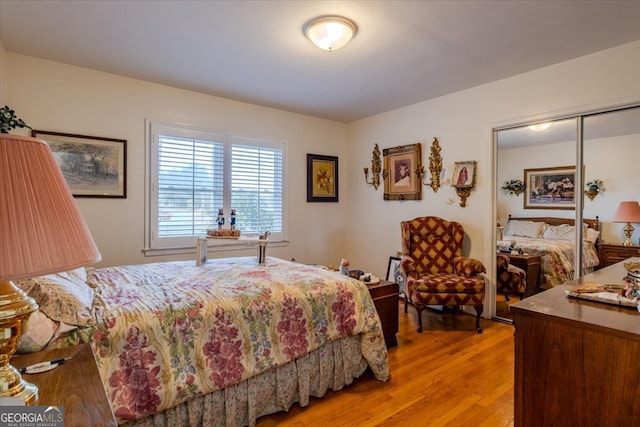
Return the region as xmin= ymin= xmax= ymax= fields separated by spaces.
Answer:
xmin=258 ymin=303 xmax=515 ymax=426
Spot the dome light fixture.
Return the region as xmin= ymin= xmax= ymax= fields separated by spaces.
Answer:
xmin=303 ymin=15 xmax=358 ymax=51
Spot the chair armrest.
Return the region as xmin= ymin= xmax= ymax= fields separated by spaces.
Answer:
xmin=496 ymin=254 xmax=510 ymax=270
xmin=400 ymin=255 xmax=417 ymax=275
xmin=453 ymin=256 xmax=486 ymax=277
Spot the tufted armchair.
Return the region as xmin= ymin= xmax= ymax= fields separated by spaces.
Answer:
xmin=400 ymin=216 xmax=486 ymax=333
xmin=496 ymin=254 xmax=526 ymax=301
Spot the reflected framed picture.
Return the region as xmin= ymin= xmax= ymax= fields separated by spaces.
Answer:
xmin=32 ymin=130 xmax=127 ymax=198
xmin=307 ymin=153 xmax=338 ymax=202
xmin=383 ymin=143 xmax=422 ymax=200
xmin=524 ymin=166 xmax=576 ymax=210
xmin=386 ymin=256 xmax=405 ymax=297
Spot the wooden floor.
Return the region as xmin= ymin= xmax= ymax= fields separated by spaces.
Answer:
xmin=257 ymin=303 xmax=515 ymax=426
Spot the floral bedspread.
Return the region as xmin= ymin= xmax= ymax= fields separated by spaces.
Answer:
xmin=498 ymin=237 xmax=600 ymax=289
xmin=82 ymin=257 xmax=389 ymax=423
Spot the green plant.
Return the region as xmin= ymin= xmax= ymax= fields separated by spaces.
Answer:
xmin=585 ymin=179 xmax=605 ymax=193
xmin=0 ymin=105 xmax=31 ymax=133
xmin=501 ymin=179 xmax=525 ymax=195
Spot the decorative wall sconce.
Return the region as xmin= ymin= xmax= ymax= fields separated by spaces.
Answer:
xmin=501 ymin=179 xmax=525 ymax=196
xmin=363 ymin=143 xmax=382 ymax=190
xmin=418 ymin=137 xmax=442 ymax=192
xmin=451 ymin=160 xmax=477 ymax=207
xmin=584 ymin=179 xmax=605 ymax=201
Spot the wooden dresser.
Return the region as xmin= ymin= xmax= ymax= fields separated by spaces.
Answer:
xmin=511 ymin=260 xmax=640 ymax=426
xmin=365 ymin=279 xmax=399 ymax=348
xmin=597 ymin=242 xmax=640 ymax=268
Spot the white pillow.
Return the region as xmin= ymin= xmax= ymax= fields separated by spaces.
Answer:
xmin=542 ymin=224 xmax=575 ymax=240
xmin=584 ymin=227 xmax=600 ymax=243
xmin=504 ymin=220 xmax=545 ymax=238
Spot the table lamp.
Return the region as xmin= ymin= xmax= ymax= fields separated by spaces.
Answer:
xmin=0 ymin=134 xmax=101 ymax=404
xmin=612 ymin=201 xmax=640 ymax=246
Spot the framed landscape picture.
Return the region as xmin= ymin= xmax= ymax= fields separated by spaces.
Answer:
xmin=524 ymin=166 xmax=576 ymax=210
xmin=32 ymin=130 xmax=127 ymax=198
xmin=307 ymin=153 xmax=338 ymax=202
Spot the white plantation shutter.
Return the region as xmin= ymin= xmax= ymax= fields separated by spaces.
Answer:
xmin=148 ymin=123 xmax=285 ymax=251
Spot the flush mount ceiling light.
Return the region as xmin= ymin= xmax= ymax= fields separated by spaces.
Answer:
xmin=303 ymin=15 xmax=358 ymax=51
xmin=528 ymin=122 xmax=553 ymax=131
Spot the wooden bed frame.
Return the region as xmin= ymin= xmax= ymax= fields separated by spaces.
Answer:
xmin=507 ymin=215 xmax=600 ymax=232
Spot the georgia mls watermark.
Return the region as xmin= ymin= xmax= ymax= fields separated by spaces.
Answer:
xmin=0 ymin=406 xmax=64 ymax=427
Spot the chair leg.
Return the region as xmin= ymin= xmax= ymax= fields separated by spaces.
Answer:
xmin=474 ymin=304 xmax=483 ymax=334
xmin=504 ymin=293 xmax=510 ymax=302
xmin=404 ymin=294 xmax=409 ymax=313
xmin=414 ymin=304 xmax=424 ymax=333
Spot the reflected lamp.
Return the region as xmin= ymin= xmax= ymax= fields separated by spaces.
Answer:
xmin=612 ymin=201 xmax=640 ymax=246
xmin=0 ymin=134 xmax=101 ymax=404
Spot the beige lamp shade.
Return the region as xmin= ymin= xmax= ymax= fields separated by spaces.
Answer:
xmin=0 ymin=134 xmax=101 ymax=281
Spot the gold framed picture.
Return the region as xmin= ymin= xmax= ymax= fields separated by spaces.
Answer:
xmin=452 ymin=160 xmax=477 ymax=188
xmin=524 ymin=166 xmax=576 ymax=210
xmin=383 ymin=143 xmax=422 ymax=200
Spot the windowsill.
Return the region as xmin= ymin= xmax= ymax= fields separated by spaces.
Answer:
xmin=142 ymin=238 xmax=289 ymax=257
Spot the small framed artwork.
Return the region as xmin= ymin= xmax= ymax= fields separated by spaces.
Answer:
xmin=32 ymin=130 xmax=127 ymax=198
xmin=386 ymin=256 xmax=405 ymax=297
xmin=524 ymin=166 xmax=576 ymax=210
xmin=307 ymin=154 xmax=338 ymax=202
xmin=452 ymin=160 xmax=477 ymax=188
xmin=383 ymin=143 xmax=422 ymax=200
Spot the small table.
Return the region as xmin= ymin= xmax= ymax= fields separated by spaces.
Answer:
xmin=507 ymin=253 xmax=541 ymax=296
xmin=365 ymin=279 xmax=399 ymax=348
xmin=11 ymin=343 xmax=117 ymax=427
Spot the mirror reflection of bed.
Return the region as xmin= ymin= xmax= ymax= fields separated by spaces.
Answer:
xmin=495 ymin=216 xmax=600 ymax=321
xmin=494 ymin=105 xmax=640 ymax=322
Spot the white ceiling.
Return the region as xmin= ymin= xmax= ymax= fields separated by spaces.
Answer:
xmin=1 ymin=1 xmax=640 ymax=123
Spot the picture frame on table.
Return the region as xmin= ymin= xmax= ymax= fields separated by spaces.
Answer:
xmin=524 ymin=166 xmax=576 ymax=210
xmin=307 ymin=153 xmax=338 ymax=202
xmin=386 ymin=256 xmax=405 ymax=298
xmin=32 ymin=130 xmax=127 ymax=198
xmin=383 ymin=143 xmax=422 ymax=201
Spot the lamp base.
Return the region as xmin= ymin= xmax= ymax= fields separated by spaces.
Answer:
xmin=0 ymin=280 xmax=39 ymax=405
xmin=623 ymin=222 xmax=635 ymax=246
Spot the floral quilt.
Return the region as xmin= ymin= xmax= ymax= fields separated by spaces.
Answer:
xmin=498 ymin=236 xmax=600 ymax=289
xmin=80 ymin=257 xmax=389 ymax=423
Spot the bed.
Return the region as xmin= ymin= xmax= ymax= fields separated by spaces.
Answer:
xmin=497 ymin=216 xmax=601 ymax=290
xmin=15 ymin=256 xmax=390 ymax=426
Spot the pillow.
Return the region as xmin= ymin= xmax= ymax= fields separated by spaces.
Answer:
xmin=14 ymin=269 xmax=98 ymax=327
xmin=17 ymin=310 xmax=77 ymax=353
xmin=542 ymin=224 xmax=575 ymax=240
xmin=504 ymin=220 xmax=545 ymax=238
xmin=584 ymin=227 xmax=600 ymax=244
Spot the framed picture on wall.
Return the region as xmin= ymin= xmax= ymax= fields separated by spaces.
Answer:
xmin=452 ymin=160 xmax=477 ymax=188
xmin=383 ymin=143 xmax=422 ymax=200
xmin=32 ymin=130 xmax=127 ymax=198
xmin=524 ymin=166 xmax=576 ymax=210
xmin=307 ymin=153 xmax=338 ymax=202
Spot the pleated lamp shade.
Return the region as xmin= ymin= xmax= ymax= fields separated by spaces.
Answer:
xmin=0 ymin=134 xmax=101 ymax=281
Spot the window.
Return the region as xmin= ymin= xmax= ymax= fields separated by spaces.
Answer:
xmin=147 ymin=122 xmax=285 ymax=251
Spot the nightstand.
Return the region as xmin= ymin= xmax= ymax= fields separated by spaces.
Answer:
xmin=598 ymin=243 xmax=640 ymax=268
xmin=365 ymin=279 xmax=399 ymax=348
xmin=11 ymin=343 xmax=116 ymax=427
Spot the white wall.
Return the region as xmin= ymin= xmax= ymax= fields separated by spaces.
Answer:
xmin=4 ymin=40 xmax=640 ymax=281
xmin=3 ymin=53 xmax=349 ymax=268
xmin=346 ymin=41 xmax=640 ymax=281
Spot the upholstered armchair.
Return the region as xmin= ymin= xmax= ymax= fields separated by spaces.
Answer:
xmin=400 ymin=216 xmax=486 ymax=333
xmin=496 ymin=254 xmax=526 ymax=301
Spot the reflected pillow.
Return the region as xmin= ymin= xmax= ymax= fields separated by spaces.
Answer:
xmin=503 ymin=220 xmax=545 ymax=238
xmin=542 ymin=224 xmax=575 ymax=240
xmin=584 ymin=227 xmax=600 ymax=244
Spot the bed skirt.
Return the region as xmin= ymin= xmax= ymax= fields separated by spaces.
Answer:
xmin=122 ymin=334 xmax=368 ymax=427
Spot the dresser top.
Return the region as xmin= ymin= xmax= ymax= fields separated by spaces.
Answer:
xmin=511 ymin=258 xmax=640 ymax=339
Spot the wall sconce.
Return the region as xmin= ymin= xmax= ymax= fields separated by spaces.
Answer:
xmin=364 ymin=143 xmax=381 ymax=190
xmin=417 ymin=137 xmax=442 ymax=192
